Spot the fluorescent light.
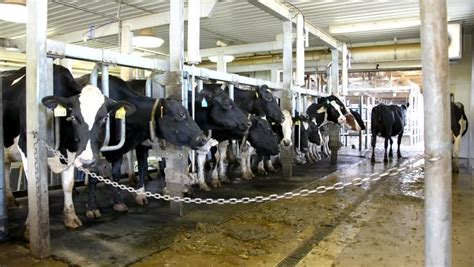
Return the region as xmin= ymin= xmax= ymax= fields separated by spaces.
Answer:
xmin=132 ymin=28 xmax=164 ymax=48
xmin=208 ymin=55 xmax=235 ymax=63
xmin=329 ymin=19 xmax=421 ymax=34
xmin=0 ymin=0 xmax=27 ymax=23
xmin=6 ymin=46 xmax=19 ymax=51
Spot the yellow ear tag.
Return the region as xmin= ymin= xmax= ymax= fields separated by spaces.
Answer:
xmin=54 ymin=104 xmax=67 ymax=117
xmin=256 ymin=92 xmax=259 ymax=98
xmin=115 ymin=106 xmax=126 ymax=119
xmin=295 ymin=120 xmax=300 ymax=126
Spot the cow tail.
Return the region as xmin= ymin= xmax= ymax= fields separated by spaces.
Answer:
xmin=460 ymin=104 xmax=469 ymax=136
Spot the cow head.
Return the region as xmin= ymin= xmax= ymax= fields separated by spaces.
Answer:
xmin=280 ymin=110 xmax=293 ymax=147
xmin=317 ymin=96 xmax=347 ymax=125
xmin=255 ymin=85 xmax=284 ymax=123
xmin=156 ymin=96 xmax=208 ymax=150
xmin=206 ymin=90 xmax=248 ymax=131
xmin=248 ymin=116 xmax=280 ymax=155
xmin=307 ymin=118 xmax=322 ymax=145
xmin=345 ymin=109 xmax=366 ymax=132
xmin=42 ymin=85 xmax=135 ymax=169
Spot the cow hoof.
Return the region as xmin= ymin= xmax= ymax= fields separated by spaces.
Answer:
xmin=64 ymin=214 xmax=83 ymax=229
xmin=86 ymin=209 xmax=101 ymax=219
xmin=257 ymin=169 xmax=267 ymax=175
xmin=267 ymin=167 xmax=277 ymax=173
xmin=211 ymin=179 xmax=221 ymax=188
xmin=199 ymin=182 xmax=212 ymax=191
xmin=113 ymin=203 xmax=129 ymax=212
xmin=135 ymin=194 xmax=148 ymax=205
xmin=371 ymin=158 xmax=376 ymax=164
xmin=241 ymin=172 xmax=253 ymax=180
xmin=383 ymin=158 xmax=388 ymax=164
xmin=397 ymin=154 xmax=402 ymax=158
xmin=6 ymin=195 xmax=19 ymax=208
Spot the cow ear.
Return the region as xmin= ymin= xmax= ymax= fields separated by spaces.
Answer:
xmin=41 ymin=96 xmax=70 ymax=110
xmin=406 ymin=102 xmax=410 ymax=108
xmin=105 ymin=99 xmax=136 ymax=117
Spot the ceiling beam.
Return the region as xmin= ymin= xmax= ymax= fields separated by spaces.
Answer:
xmin=197 ymin=40 xmax=283 ymax=58
xmin=248 ymin=0 xmax=342 ymax=50
xmin=47 ymin=0 xmax=217 ymax=44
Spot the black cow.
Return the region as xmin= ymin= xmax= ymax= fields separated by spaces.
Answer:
xmin=451 ymin=102 xmax=469 ymax=172
xmin=231 ymin=84 xmax=284 ymax=123
xmin=76 ymin=74 xmax=208 ymax=214
xmin=370 ymin=103 xmax=409 ymax=163
xmin=210 ymin=116 xmax=280 ymax=180
xmin=3 ymin=65 xmax=132 ymax=229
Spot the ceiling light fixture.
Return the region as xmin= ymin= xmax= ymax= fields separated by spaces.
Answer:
xmin=0 ymin=0 xmax=27 ymax=23
xmin=132 ymin=28 xmax=164 ymax=48
xmin=208 ymin=55 xmax=235 ymax=63
xmin=329 ymin=19 xmax=421 ymax=34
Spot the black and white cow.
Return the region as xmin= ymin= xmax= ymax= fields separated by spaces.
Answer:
xmin=451 ymin=102 xmax=469 ymax=172
xmin=210 ymin=115 xmax=280 ymax=180
xmin=76 ymin=75 xmax=209 ymax=214
xmin=345 ymin=109 xmax=366 ymax=132
xmin=370 ymin=103 xmax=409 ymax=163
xmin=3 ymin=65 xmax=133 ymax=229
xmin=293 ymin=115 xmax=323 ymax=163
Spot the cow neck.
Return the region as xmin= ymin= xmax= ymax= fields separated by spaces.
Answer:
xmin=148 ymin=98 xmax=164 ymax=143
xmin=240 ymin=114 xmax=253 ymax=146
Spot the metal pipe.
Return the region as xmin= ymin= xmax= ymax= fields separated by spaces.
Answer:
xmin=228 ymin=83 xmax=234 ymax=100
xmin=187 ymin=0 xmax=201 ymax=64
xmin=331 ymin=48 xmax=339 ymax=95
xmin=100 ymin=118 xmax=127 ymax=152
xmin=145 ymin=75 xmax=153 ymax=97
xmin=420 ymin=0 xmax=451 ymax=266
xmin=0 ymin=54 xmax=7 ymax=242
xmin=101 ymin=65 xmax=111 ymax=147
xmin=190 ymin=66 xmax=197 ymax=173
xmin=342 ymin=44 xmax=349 ymax=96
xmin=54 ymin=118 xmax=60 ymax=150
xmin=296 ymin=14 xmax=305 ymax=86
xmin=26 ymin=0 xmax=51 ymax=258
xmin=90 ymin=63 xmax=100 ymax=86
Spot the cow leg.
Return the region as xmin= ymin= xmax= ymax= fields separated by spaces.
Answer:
xmin=196 ymin=150 xmax=211 ymax=191
xmin=257 ymin=154 xmax=267 ymax=175
xmin=452 ymin=134 xmax=462 ymax=173
xmin=247 ymin=146 xmax=256 ymax=178
xmin=211 ymin=148 xmax=221 ymax=188
xmin=388 ymin=137 xmax=394 ymax=158
xmin=226 ymin=141 xmax=237 ymax=165
xmin=265 ymin=157 xmax=277 ymax=173
xmin=86 ymin=175 xmax=101 ymax=219
xmin=4 ymin=157 xmax=18 ymax=207
xmin=371 ymin=133 xmax=377 ymax=163
xmin=126 ymin=151 xmax=137 ymax=186
xmin=62 ymin=164 xmax=83 ymax=228
xmin=383 ymin=137 xmax=389 ymax=163
xmin=110 ymin=158 xmax=128 ymax=212
xmin=240 ymin=143 xmax=253 ymax=180
xmin=397 ymin=132 xmax=404 ymax=159
xmin=218 ymin=141 xmax=230 ymax=184
xmin=134 ymin=145 xmax=149 ymax=205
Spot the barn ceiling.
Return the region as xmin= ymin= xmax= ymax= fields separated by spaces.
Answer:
xmin=0 ymin=0 xmax=473 ymax=55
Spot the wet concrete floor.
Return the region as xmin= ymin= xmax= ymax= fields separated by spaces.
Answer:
xmin=0 ymin=148 xmax=472 ymax=266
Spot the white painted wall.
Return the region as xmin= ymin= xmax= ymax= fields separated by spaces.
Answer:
xmin=449 ymin=33 xmax=472 ymax=159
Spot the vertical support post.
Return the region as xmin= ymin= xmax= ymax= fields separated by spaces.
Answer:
xmin=270 ymin=67 xmax=279 ymax=83
xmin=0 ymin=56 xmax=6 ymax=242
xmin=281 ymin=20 xmax=293 ymax=178
xmin=342 ymin=44 xmax=348 ymax=96
xmin=420 ymin=0 xmax=452 ymax=266
xmin=228 ymin=83 xmax=234 ymax=100
xmin=216 ymin=55 xmax=227 ymax=73
xmin=167 ymin=0 xmax=188 ymax=216
xmin=120 ymin=25 xmax=133 ymax=81
xmin=359 ymin=95 xmax=363 ymax=151
xmin=296 ymin=14 xmax=305 ymax=86
xmin=331 ymin=48 xmax=339 ymax=95
xmin=26 ymin=0 xmax=50 ymax=258
xmin=187 ymin=0 xmax=201 ymax=65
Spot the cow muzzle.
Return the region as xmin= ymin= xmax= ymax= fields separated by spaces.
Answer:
xmin=282 ymin=139 xmax=292 ymax=147
xmin=193 ymin=134 xmax=209 ymax=149
xmin=338 ymin=115 xmax=346 ymax=125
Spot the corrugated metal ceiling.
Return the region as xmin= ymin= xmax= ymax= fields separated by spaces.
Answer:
xmin=0 ymin=0 xmax=472 ymax=54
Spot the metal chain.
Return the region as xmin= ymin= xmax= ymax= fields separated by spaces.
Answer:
xmin=37 ymin=136 xmax=423 ymax=205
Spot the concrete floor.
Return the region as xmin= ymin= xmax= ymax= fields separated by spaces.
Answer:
xmin=0 ymin=149 xmax=472 ymax=267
